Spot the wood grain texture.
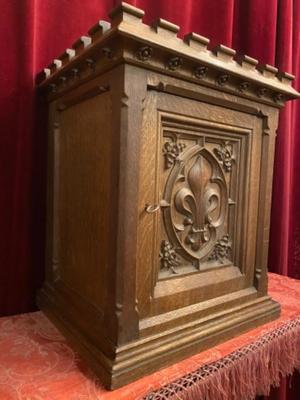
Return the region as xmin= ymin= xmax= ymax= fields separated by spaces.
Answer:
xmin=37 ymin=2 xmax=299 ymax=390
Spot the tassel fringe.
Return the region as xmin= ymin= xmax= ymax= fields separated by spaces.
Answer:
xmin=143 ymin=317 xmax=300 ymax=400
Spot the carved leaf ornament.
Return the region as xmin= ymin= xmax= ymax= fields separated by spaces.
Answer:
xmin=163 ymin=140 xmax=186 ymax=168
xmin=213 ymin=141 xmax=234 ymax=172
xmin=159 ymin=240 xmax=180 ymax=274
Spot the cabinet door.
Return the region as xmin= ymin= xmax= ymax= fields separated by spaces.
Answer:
xmin=137 ymin=86 xmax=265 ymax=332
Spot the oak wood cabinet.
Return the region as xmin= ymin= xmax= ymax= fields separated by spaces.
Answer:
xmin=36 ymin=2 xmax=300 ymax=389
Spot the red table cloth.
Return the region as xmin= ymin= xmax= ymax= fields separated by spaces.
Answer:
xmin=0 ymin=273 xmax=299 ymax=400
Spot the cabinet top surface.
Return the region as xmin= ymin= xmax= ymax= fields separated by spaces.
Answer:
xmin=37 ymin=2 xmax=300 ymax=106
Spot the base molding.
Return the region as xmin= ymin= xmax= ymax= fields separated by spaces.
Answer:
xmin=37 ymin=286 xmax=280 ymax=390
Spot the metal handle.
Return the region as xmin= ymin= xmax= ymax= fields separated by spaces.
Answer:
xmin=145 ymin=204 xmax=160 ymax=213
xmin=145 ymin=200 xmax=170 ymax=214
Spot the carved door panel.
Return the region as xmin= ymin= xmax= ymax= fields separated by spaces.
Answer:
xmin=137 ymin=87 xmax=263 ymax=322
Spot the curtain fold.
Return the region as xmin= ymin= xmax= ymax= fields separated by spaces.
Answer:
xmin=269 ymin=0 xmax=295 ymax=277
xmin=0 ymin=0 xmax=38 ymax=314
xmin=0 ymin=0 xmax=299 ymax=398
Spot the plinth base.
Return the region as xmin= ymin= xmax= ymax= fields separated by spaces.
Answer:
xmin=38 ymin=286 xmax=280 ymax=390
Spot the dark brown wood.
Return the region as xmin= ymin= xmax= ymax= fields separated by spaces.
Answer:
xmin=36 ymin=1 xmax=300 ymax=390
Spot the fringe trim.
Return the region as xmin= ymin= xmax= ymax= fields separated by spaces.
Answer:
xmin=142 ymin=317 xmax=300 ymax=400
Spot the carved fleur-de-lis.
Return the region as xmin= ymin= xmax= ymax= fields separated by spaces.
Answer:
xmin=165 ymin=146 xmax=228 ymax=262
xmin=213 ymin=141 xmax=234 ymax=172
xmin=162 ymin=140 xmax=186 ymax=168
xmin=175 ymin=154 xmax=221 ymax=251
xmin=208 ymin=234 xmax=232 ymax=263
xmin=159 ymin=240 xmax=179 ymax=274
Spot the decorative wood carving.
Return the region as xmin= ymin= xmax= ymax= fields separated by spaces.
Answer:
xmin=159 ymin=240 xmax=180 ymax=274
xmin=36 ymin=1 xmax=299 ymax=391
xmin=136 ymin=46 xmax=153 ymax=61
xmin=167 ymin=56 xmax=183 ymax=71
xmin=217 ymin=74 xmax=229 ymax=86
xmin=213 ymin=141 xmax=234 ymax=172
xmin=257 ymin=87 xmax=267 ymax=97
xmin=102 ymin=47 xmax=113 ymax=59
xmin=36 ymin=2 xmax=299 ymax=107
xmin=207 ymin=234 xmax=232 ymax=263
xmin=194 ymin=65 xmax=208 ymax=79
xmin=163 ymin=145 xmax=228 ymax=265
xmin=162 ymin=140 xmax=186 ymax=168
xmin=239 ymin=81 xmax=250 ymax=92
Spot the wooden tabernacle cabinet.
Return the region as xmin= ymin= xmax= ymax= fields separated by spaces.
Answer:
xmin=36 ymin=2 xmax=300 ymax=389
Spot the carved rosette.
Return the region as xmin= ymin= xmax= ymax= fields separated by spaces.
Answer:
xmin=274 ymin=93 xmax=284 ymax=103
xmin=194 ymin=65 xmax=208 ymax=79
xmin=238 ymin=81 xmax=250 ymax=92
xmin=217 ymin=74 xmax=229 ymax=86
xmin=102 ymin=47 xmax=113 ymax=58
xmin=213 ymin=141 xmax=234 ymax=172
xmin=136 ymin=46 xmax=153 ymax=61
xmin=86 ymin=58 xmax=95 ymax=70
xmin=162 ymin=145 xmax=228 ymax=264
xmin=167 ymin=57 xmax=183 ymax=71
xmin=257 ymin=87 xmax=267 ymax=97
xmin=162 ymin=140 xmax=186 ymax=168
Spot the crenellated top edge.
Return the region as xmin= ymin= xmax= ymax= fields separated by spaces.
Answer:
xmin=109 ymin=2 xmax=144 ymax=26
xmin=48 ymin=59 xmax=62 ymax=73
xmin=257 ymin=63 xmax=279 ymax=79
xmin=58 ymin=48 xmax=76 ymax=65
xmin=277 ymin=71 xmax=295 ymax=86
xmin=88 ymin=20 xmax=111 ymax=42
xmin=72 ymin=36 xmax=92 ymax=55
xmin=236 ymin=55 xmax=259 ymax=70
xmin=36 ymin=2 xmax=300 ymax=103
xmin=184 ymin=33 xmax=210 ymax=51
xmin=212 ymin=44 xmax=236 ymax=61
xmin=152 ymin=18 xmax=179 ymax=35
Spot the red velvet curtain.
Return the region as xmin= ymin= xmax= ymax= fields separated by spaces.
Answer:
xmin=0 ymin=0 xmax=299 ymax=398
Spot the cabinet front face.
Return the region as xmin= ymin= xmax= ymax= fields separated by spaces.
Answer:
xmin=137 ymin=85 xmax=266 ymax=332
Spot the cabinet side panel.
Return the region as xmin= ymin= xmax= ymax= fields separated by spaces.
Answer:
xmin=57 ymin=91 xmax=112 ymax=312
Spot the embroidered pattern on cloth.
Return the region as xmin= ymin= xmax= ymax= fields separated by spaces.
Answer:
xmin=143 ymin=318 xmax=300 ymax=400
xmin=0 ymin=274 xmax=299 ymax=399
